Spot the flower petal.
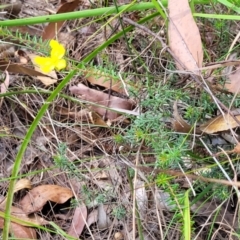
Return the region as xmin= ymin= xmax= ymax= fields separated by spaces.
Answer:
xmin=54 ymin=59 xmax=67 ymax=71
xmin=49 ymin=40 xmax=59 ymax=49
xmin=34 ymin=56 xmax=55 ymax=73
xmin=50 ymin=40 xmax=65 ymax=60
xmin=34 ymin=56 xmax=49 ymax=65
xmin=41 ymin=64 xmax=55 ymax=73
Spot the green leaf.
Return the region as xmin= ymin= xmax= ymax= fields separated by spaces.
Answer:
xmin=183 ymin=190 xmax=191 ymax=240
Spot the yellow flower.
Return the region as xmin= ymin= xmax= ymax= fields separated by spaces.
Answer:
xmin=34 ymin=40 xmax=67 ymax=73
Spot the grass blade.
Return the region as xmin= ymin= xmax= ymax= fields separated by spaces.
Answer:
xmin=2 ymin=12 xmax=158 ymax=239
xmin=183 ymin=190 xmax=191 ymax=240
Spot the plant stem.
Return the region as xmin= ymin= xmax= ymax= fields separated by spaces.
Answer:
xmin=0 ymin=1 xmax=209 ymax=27
xmin=2 ymin=12 xmax=158 ymax=239
xmin=194 ymin=12 xmax=240 ymax=20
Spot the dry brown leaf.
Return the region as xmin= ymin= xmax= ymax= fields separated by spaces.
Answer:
xmin=85 ymin=69 xmax=124 ymax=94
xmin=223 ymin=67 xmax=240 ymax=94
xmin=69 ymin=83 xmax=134 ymax=120
xmin=0 ymin=206 xmax=48 ymax=226
xmin=0 ymin=205 xmax=49 ymax=239
xmin=0 ymin=179 xmax=31 ymax=208
xmin=0 ymin=218 xmax=36 ymax=239
xmin=14 ymin=178 xmax=32 ymax=193
xmin=0 ymin=60 xmax=48 ymax=77
xmin=10 ymin=222 xmax=37 ymax=239
xmin=168 ymin=0 xmax=203 ymax=73
xmin=20 ymin=185 xmax=73 ymax=213
xmin=56 ymin=106 xmax=89 ymax=121
xmin=88 ymin=111 xmax=109 ymax=127
xmin=67 ymin=204 xmax=87 ymax=238
xmin=56 ymin=106 xmax=109 ymax=127
xmin=172 ymin=102 xmax=201 ymax=133
xmin=200 ymin=113 xmax=240 ymax=134
xmin=172 ymin=101 xmax=192 ymax=133
xmin=87 ymin=209 xmax=98 ymax=227
xmin=28 ymin=54 xmax=57 ymax=86
xmin=32 ymin=74 xmax=56 ymax=86
xmin=0 ymin=179 xmax=47 ymax=240
xmin=42 ymin=0 xmax=81 ymax=40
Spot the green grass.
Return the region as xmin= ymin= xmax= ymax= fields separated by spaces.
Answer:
xmin=2 ymin=11 xmax=159 ymax=239
xmin=1 ymin=0 xmax=240 ymax=239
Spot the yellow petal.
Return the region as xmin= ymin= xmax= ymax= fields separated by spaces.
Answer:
xmin=49 ymin=40 xmax=59 ymax=48
xmin=34 ymin=56 xmax=49 ymax=65
xmin=54 ymin=59 xmax=67 ymax=71
xmin=34 ymin=56 xmax=55 ymax=73
xmin=50 ymin=40 xmax=65 ymax=60
xmin=41 ymin=64 xmax=55 ymax=73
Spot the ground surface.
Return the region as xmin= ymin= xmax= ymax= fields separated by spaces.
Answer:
xmin=1 ymin=0 xmax=240 ymax=240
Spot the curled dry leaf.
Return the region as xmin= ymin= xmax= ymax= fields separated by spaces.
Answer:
xmin=67 ymin=204 xmax=87 ymax=238
xmin=0 ymin=178 xmax=31 ymax=208
xmin=200 ymin=113 xmax=240 ymax=134
xmin=85 ymin=69 xmax=125 ymax=94
xmin=42 ymin=0 xmax=81 ymax=40
xmin=172 ymin=101 xmax=201 ymax=134
xmin=14 ymin=178 xmax=32 ymax=193
xmin=69 ymin=83 xmax=134 ymax=120
xmin=28 ymin=54 xmax=57 ymax=86
xmin=20 ymin=185 xmax=73 ymax=213
xmin=87 ymin=111 xmax=109 ymax=127
xmin=172 ymin=101 xmax=192 ymax=133
xmin=168 ymin=0 xmax=203 ymax=74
